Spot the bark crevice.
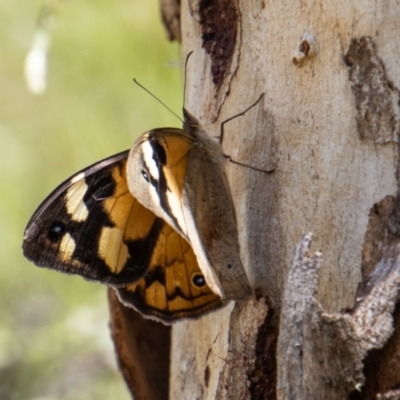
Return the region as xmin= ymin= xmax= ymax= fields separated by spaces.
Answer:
xmin=344 ymin=36 xmax=400 ymax=144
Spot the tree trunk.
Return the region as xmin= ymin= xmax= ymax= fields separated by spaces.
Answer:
xmin=109 ymin=1 xmax=400 ymax=399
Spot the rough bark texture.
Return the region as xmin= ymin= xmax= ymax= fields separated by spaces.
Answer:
xmin=277 ymin=233 xmax=400 ymax=399
xmin=109 ymin=1 xmax=400 ymax=399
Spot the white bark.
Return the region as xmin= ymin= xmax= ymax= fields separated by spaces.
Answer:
xmin=169 ymin=1 xmax=400 ymax=399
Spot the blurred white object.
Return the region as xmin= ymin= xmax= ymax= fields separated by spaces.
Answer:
xmin=25 ymin=30 xmax=50 ymax=95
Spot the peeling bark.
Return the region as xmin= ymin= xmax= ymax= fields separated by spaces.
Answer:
xmin=344 ymin=36 xmax=400 ymax=144
xmin=185 ymin=0 xmax=241 ymax=121
xmin=198 ymin=0 xmax=238 ymax=89
xmin=360 ymin=196 xmax=395 ymax=281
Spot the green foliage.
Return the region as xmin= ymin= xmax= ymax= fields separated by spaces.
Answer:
xmin=0 ymin=1 xmax=181 ymax=398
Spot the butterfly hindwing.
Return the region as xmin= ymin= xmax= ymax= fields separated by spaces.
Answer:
xmin=117 ymin=223 xmax=223 ymax=322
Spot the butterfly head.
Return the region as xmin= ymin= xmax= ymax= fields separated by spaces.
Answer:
xmin=182 ymin=108 xmax=201 ymax=132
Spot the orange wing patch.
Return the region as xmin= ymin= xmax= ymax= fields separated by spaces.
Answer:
xmin=118 ymin=221 xmax=223 ymax=323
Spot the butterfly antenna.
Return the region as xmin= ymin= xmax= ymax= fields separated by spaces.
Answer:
xmin=133 ymin=78 xmax=183 ymax=124
xmin=183 ymin=51 xmax=194 ymax=109
xmin=220 ymin=93 xmax=264 ymax=144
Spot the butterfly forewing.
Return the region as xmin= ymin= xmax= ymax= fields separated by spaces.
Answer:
xmin=23 ymin=151 xmax=163 ymax=286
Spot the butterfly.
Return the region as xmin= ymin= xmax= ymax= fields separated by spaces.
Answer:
xmin=23 ymin=110 xmax=251 ymax=323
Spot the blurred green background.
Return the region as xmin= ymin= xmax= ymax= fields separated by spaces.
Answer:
xmin=1 ymin=0 xmax=181 ymax=398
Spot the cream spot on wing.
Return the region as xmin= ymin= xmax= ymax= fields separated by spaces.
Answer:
xmin=149 ymin=184 xmax=165 ymax=216
xmin=166 ymin=190 xmax=187 ymax=236
xmin=70 ymin=172 xmax=85 ymax=184
xmin=142 ymin=141 xmax=160 ymax=181
xmin=59 ymin=233 xmax=76 ymax=262
xmin=98 ymin=227 xmax=128 ymax=274
xmin=66 ymin=180 xmax=89 ymax=221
